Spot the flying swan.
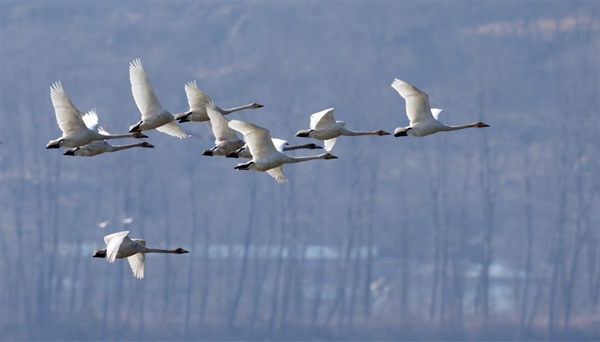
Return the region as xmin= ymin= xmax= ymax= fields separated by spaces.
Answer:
xmin=174 ymin=81 xmax=263 ymax=123
xmin=63 ymin=109 xmax=154 ymax=156
xmin=46 ymin=82 xmax=147 ymax=149
xmin=127 ymin=59 xmax=189 ymax=139
xmin=391 ymin=78 xmax=489 ymax=137
xmin=200 ymin=100 xmax=246 ymax=156
xmin=295 ymin=108 xmax=389 ymax=151
xmin=228 ymin=119 xmax=338 ymax=183
xmin=226 ymin=138 xmax=322 ymax=159
xmin=93 ymin=230 xmax=189 ymax=279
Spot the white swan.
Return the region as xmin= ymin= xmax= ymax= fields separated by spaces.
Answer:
xmin=225 ymin=138 xmax=322 ymax=159
xmin=201 ymin=100 xmax=245 ymax=156
xmin=295 ymin=108 xmax=389 ymax=151
xmin=62 ymin=109 xmax=154 ymax=156
xmin=127 ymin=59 xmax=189 ymax=139
xmin=46 ymin=82 xmax=147 ymax=149
xmin=174 ymin=81 xmax=263 ymax=123
xmin=228 ymin=120 xmax=338 ymax=183
xmin=93 ymin=231 xmax=189 ymax=279
xmin=391 ymin=78 xmax=489 ymax=137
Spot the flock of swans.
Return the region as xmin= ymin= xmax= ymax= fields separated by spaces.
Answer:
xmin=46 ymin=58 xmax=489 ymax=278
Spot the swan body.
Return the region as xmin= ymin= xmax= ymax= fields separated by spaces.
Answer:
xmin=46 ymin=82 xmax=147 ymax=149
xmin=391 ymin=78 xmax=489 ymax=137
xmin=229 ymin=120 xmax=338 ymax=183
xmin=201 ymin=100 xmax=245 ymax=156
xmin=93 ymin=230 xmax=188 ymax=279
xmin=62 ymin=109 xmax=154 ymax=156
xmin=174 ymin=81 xmax=263 ymax=123
xmin=63 ymin=140 xmax=154 ymax=157
xmin=226 ymin=138 xmax=322 ymax=159
xmin=295 ymin=108 xmax=389 ymax=151
xmin=128 ymin=59 xmax=189 ymax=139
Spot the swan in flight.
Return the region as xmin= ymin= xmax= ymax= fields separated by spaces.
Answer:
xmin=201 ymin=100 xmax=246 ymax=156
xmin=93 ymin=231 xmax=189 ymax=279
xmin=229 ymin=120 xmax=338 ymax=183
xmin=226 ymin=138 xmax=322 ymax=159
xmin=174 ymin=81 xmax=263 ymax=123
xmin=127 ymin=59 xmax=189 ymax=139
xmin=62 ymin=109 xmax=154 ymax=156
xmin=46 ymin=82 xmax=147 ymax=149
xmin=391 ymin=78 xmax=489 ymax=137
xmin=295 ymin=108 xmax=389 ymax=151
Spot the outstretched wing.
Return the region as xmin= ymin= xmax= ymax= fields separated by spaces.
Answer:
xmin=104 ymin=231 xmax=130 ymax=263
xmin=156 ymin=121 xmax=189 ymax=139
xmin=228 ymin=120 xmax=279 ymax=160
xmin=309 ymin=108 xmax=337 ymax=130
xmin=49 ymin=81 xmax=88 ymax=135
xmin=82 ymin=108 xmax=100 ymax=131
xmin=129 ymin=58 xmax=164 ymax=119
xmin=206 ymin=100 xmax=240 ymax=143
xmin=391 ymin=79 xmax=435 ymax=126
xmin=430 ymin=108 xmax=443 ymax=121
xmin=266 ymin=166 xmax=287 ymax=183
xmin=127 ymin=239 xmax=146 ymax=279
xmin=270 ymin=138 xmax=289 ymax=152
xmin=185 ymin=81 xmax=212 ymax=111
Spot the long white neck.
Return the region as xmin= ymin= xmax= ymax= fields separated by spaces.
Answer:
xmin=342 ymin=129 xmax=386 ymax=136
xmin=440 ymin=122 xmax=482 ymax=131
xmin=142 ymin=248 xmax=181 ymax=254
xmin=220 ymin=104 xmax=259 ymax=115
xmin=283 ymin=143 xmax=321 ymax=151
xmin=106 ymin=142 xmax=150 ymax=152
xmin=101 ymin=132 xmax=143 ymax=140
xmin=285 ymin=153 xmax=332 ymax=164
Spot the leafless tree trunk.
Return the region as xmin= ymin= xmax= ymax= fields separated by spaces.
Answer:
xmin=518 ymin=150 xmax=535 ymax=338
xmin=229 ymin=180 xmax=257 ymax=328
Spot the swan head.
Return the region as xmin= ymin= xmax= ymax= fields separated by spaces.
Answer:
xmin=93 ymin=249 xmax=107 ymax=258
xmin=128 ymin=121 xmax=143 ymax=133
xmin=306 ymin=143 xmax=323 ymax=149
xmin=476 ymin=122 xmax=489 ymax=128
xmin=323 ymin=153 xmax=338 ymax=160
xmin=225 ymin=151 xmax=239 ymax=158
xmin=174 ymin=248 xmax=189 ymax=254
xmin=252 ymin=103 xmax=264 ymax=109
xmin=133 ymin=132 xmax=149 ymax=139
xmin=175 ymin=111 xmax=192 ymax=123
xmin=63 ymin=147 xmax=80 ymax=156
xmin=295 ymin=129 xmax=313 ymax=138
xmin=140 ymin=142 xmax=154 ymax=148
xmin=376 ymin=130 xmax=390 ymax=136
xmin=202 ymin=149 xmax=214 ymax=156
xmin=234 ymin=161 xmax=254 ymax=170
xmin=46 ymin=139 xmax=63 ymax=149
xmin=393 ymin=127 xmax=411 ymax=137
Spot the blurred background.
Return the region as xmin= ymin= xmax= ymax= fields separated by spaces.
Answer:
xmin=0 ymin=1 xmax=598 ymax=340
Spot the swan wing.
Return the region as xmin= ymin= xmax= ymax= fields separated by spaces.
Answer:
xmin=129 ymin=59 xmax=164 ymax=119
xmin=185 ymin=81 xmax=212 ymax=110
xmin=228 ymin=120 xmax=278 ymax=160
xmin=271 ymin=138 xmax=289 ymax=152
xmin=323 ymin=137 xmax=338 ymax=152
xmin=156 ymin=121 xmax=189 ymax=139
xmin=266 ymin=166 xmax=287 ymax=183
xmin=206 ymin=100 xmax=239 ymax=142
xmin=81 ymin=108 xmax=100 ymax=131
xmin=431 ymin=108 xmax=443 ymax=121
xmin=127 ymin=253 xmax=145 ymax=279
xmin=49 ymin=82 xmax=88 ymax=135
xmin=104 ymin=231 xmax=130 ymax=263
xmin=309 ymin=108 xmax=337 ymax=130
xmin=391 ymin=79 xmax=435 ymax=125
xmin=127 ymin=239 xmax=145 ymax=279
